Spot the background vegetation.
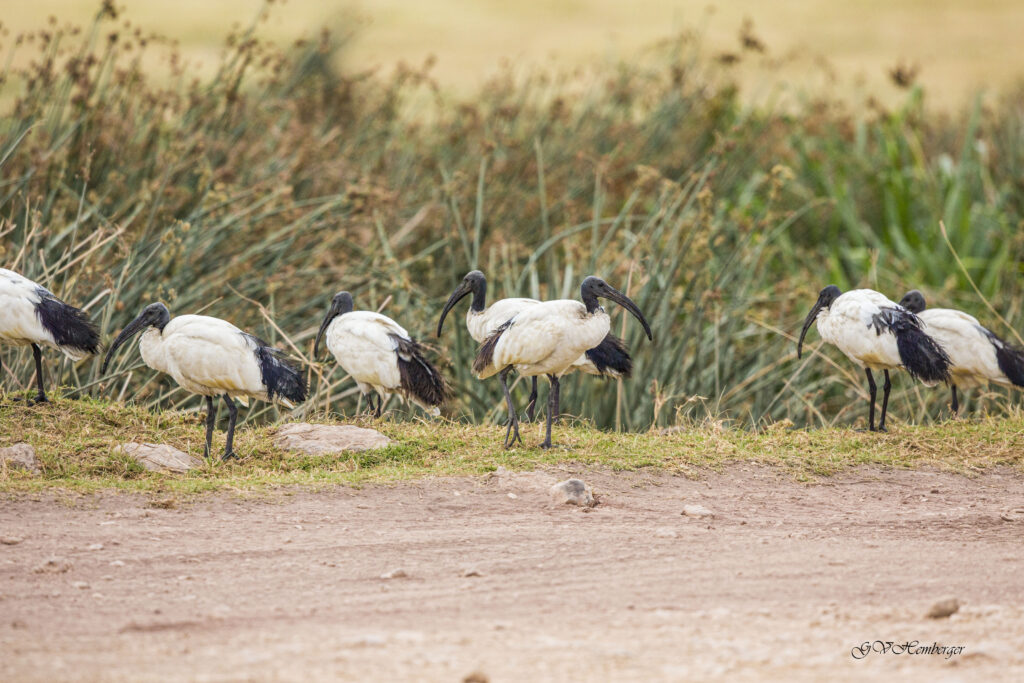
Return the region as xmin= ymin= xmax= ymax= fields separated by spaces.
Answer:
xmin=1 ymin=3 xmax=1022 ymax=433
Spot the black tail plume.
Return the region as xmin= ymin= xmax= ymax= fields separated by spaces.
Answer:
xmin=473 ymin=320 xmax=511 ymax=376
xmin=983 ymin=329 xmax=1024 ymax=387
xmin=35 ymin=291 xmax=100 ymax=355
xmin=390 ymin=335 xmax=447 ymax=407
xmin=871 ymin=307 xmax=950 ymax=383
xmin=584 ymin=333 xmax=633 ymax=377
xmin=246 ymin=335 xmax=306 ymax=404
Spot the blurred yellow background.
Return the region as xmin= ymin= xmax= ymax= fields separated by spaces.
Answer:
xmin=5 ymin=0 xmax=1023 ymax=107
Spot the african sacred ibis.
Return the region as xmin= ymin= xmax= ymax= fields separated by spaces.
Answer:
xmin=437 ymin=270 xmax=634 ymax=422
xmin=472 ymin=276 xmax=652 ymax=449
xmin=315 ymin=292 xmax=447 ymax=417
xmin=0 ymin=268 xmax=100 ymax=403
xmin=899 ymin=290 xmax=1024 ymax=415
xmin=797 ymin=286 xmax=950 ymax=431
xmin=102 ymin=303 xmax=306 ymax=460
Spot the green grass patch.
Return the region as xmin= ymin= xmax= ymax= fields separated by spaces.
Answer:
xmin=2 ymin=395 xmax=1022 ymax=496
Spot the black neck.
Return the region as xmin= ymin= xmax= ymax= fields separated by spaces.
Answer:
xmin=582 ymin=290 xmax=601 ymax=314
xmin=470 ymin=279 xmax=486 ymax=313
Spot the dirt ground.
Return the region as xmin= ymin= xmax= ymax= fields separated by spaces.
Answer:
xmin=2 ymin=465 xmax=1024 ymax=682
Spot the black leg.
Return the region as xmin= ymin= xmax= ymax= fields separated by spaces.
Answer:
xmin=374 ymin=393 xmax=383 ymax=418
xmin=865 ymin=368 xmax=877 ymax=432
xmin=950 ymin=385 xmax=959 ymax=417
xmin=31 ymin=344 xmax=47 ymax=404
xmin=552 ymin=374 xmax=561 ymax=424
xmin=525 ymin=376 xmax=538 ymax=422
xmin=221 ymin=394 xmax=238 ymax=460
xmin=877 ymin=370 xmax=891 ymax=432
xmin=540 ymin=374 xmax=558 ymax=449
xmin=499 ymin=368 xmax=521 ymax=449
xmin=204 ymin=395 xmax=216 ymax=459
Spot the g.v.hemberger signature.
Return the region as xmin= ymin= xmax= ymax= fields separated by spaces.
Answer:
xmin=851 ymin=641 xmax=966 ymax=660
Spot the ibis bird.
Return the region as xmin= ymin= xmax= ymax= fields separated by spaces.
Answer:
xmin=899 ymin=290 xmax=1024 ymax=415
xmin=437 ymin=269 xmax=634 ymax=421
xmin=472 ymin=276 xmax=652 ymax=449
xmin=315 ymin=291 xmax=447 ymax=417
xmin=797 ymin=286 xmax=951 ymax=431
xmin=101 ymin=303 xmax=306 ymax=460
xmin=0 ymin=268 xmax=100 ymax=403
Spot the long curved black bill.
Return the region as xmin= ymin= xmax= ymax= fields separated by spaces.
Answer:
xmin=436 ymin=282 xmax=471 ymax=337
xmin=314 ymin=306 xmax=339 ymax=360
xmin=797 ymin=299 xmax=825 ymax=359
xmin=101 ymin=314 xmax=149 ymax=375
xmin=606 ymin=287 xmax=653 ymax=341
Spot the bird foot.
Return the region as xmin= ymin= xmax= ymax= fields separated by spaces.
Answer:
xmin=503 ymin=418 xmax=523 ymax=449
xmin=10 ymin=394 xmax=47 ymax=405
xmin=221 ymin=451 xmax=238 ymax=461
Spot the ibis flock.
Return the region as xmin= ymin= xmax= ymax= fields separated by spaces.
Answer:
xmin=2 ymin=263 xmax=1023 ymax=458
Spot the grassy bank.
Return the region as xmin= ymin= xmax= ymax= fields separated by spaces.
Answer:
xmin=2 ymin=395 xmax=1022 ymax=494
xmin=0 ymin=4 xmax=1022 ymax=433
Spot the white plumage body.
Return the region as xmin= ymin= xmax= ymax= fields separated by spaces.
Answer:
xmin=468 ymin=297 xmax=610 ymax=376
xmin=0 ymin=268 xmax=88 ymax=361
xmin=916 ymin=308 xmax=1006 ymax=389
xmin=478 ymin=300 xmax=610 ymax=379
xmin=815 ymin=289 xmax=905 ymax=371
xmin=324 ymin=310 xmax=438 ymax=414
xmin=465 ymin=297 xmax=538 ymax=343
xmin=137 ymin=315 xmax=272 ymax=402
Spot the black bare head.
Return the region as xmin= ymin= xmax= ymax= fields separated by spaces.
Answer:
xmin=797 ymin=285 xmax=842 ymax=359
xmin=898 ymin=290 xmax=926 ymax=314
xmin=101 ymin=302 xmax=170 ymax=374
xmin=437 ymin=270 xmax=487 ymax=337
xmin=580 ymin=276 xmax=653 ymax=342
xmin=314 ymin=291 xmax=355 ymax=360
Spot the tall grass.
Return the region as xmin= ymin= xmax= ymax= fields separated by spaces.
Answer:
xmin=1 ymin=4 xmax=1022 ymax=431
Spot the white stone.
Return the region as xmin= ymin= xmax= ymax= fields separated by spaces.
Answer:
xmin=0 ymin=443 xmax=40 ymax=474
xmin=549 ymin=479 xmax=596 ymax=507
xmin=274 ymin=423 xmax=391 ymax=455
xmin=115 ymin=443 xmax=202 ymax=473
xmin=683 ymin=504 xmax=714 ymax=518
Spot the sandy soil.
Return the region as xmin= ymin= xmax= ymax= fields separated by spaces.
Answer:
xmin=2 ymin=465 xmax=1024 ymax=682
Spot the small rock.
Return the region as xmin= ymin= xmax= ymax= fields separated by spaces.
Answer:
xmin=274 ymin=423 xmax=391 ymax=455
xmin=549 ymin=479 xmax=595 ymax=507
xmin=654 ymin=527 xmax=679 ymax=538
xmin=72 ymin=581 xmax=90 ymax=590
xmin=1 ymin=536 xmax=24 ymax=545
xmin=1000 ymin=508 xmax=1024 ymax=522
xmin=33 ymin=557 xmax=72 ymax=574
xmin=683 ymin=504 xmax=714 ymax=518
xmin=109 ymin=560 xmax=126 ymax=568
xmin=463 ymin=673 xmax=490 ymax=683
xmin=380 ymin=569 xmax=408 ymax=580
xmin=115 ymin=443 xmax=201 ymax=473
xmin=86 ymin=543 xmax=104 ymax=551
xmin=507 ymin=492 xmax=517 ymax=499
xmin=462 ymin=568 xmax=483 ymax=578
xmin=927 ymin=598 xmax=960 ymax=619
xmin=0 ymin=443 xmax=40 ymax=475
